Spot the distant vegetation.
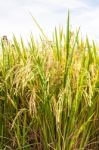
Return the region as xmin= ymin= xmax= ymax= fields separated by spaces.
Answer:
xmin=0 ymin=13 xmax=99 ymax=149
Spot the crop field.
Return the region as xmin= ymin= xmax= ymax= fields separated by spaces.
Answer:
xmin=0 ymin=14 xmax=99 ymax=149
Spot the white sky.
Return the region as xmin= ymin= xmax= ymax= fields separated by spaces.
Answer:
xmin=0 ymin=0 xmax=99 ymax=43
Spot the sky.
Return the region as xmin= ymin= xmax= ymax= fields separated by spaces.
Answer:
xmin=0 ymin=0 xmax=99 ymax=43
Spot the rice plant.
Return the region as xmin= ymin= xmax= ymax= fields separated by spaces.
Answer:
xmin=0 ymin=12 xmax=99 ymax=149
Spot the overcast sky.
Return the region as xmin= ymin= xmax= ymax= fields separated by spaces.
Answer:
xmin=0 ymin=0 xmax=99 ymax=42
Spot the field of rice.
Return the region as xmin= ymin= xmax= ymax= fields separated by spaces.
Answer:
xmin=0 ymin=13 xmax=99 ymax=149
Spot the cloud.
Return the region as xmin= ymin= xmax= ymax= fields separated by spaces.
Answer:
xmin=79 ymin=7 xmax=99 ymax=41
xmin=0 ymin=0 xmax=99 ymax=43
